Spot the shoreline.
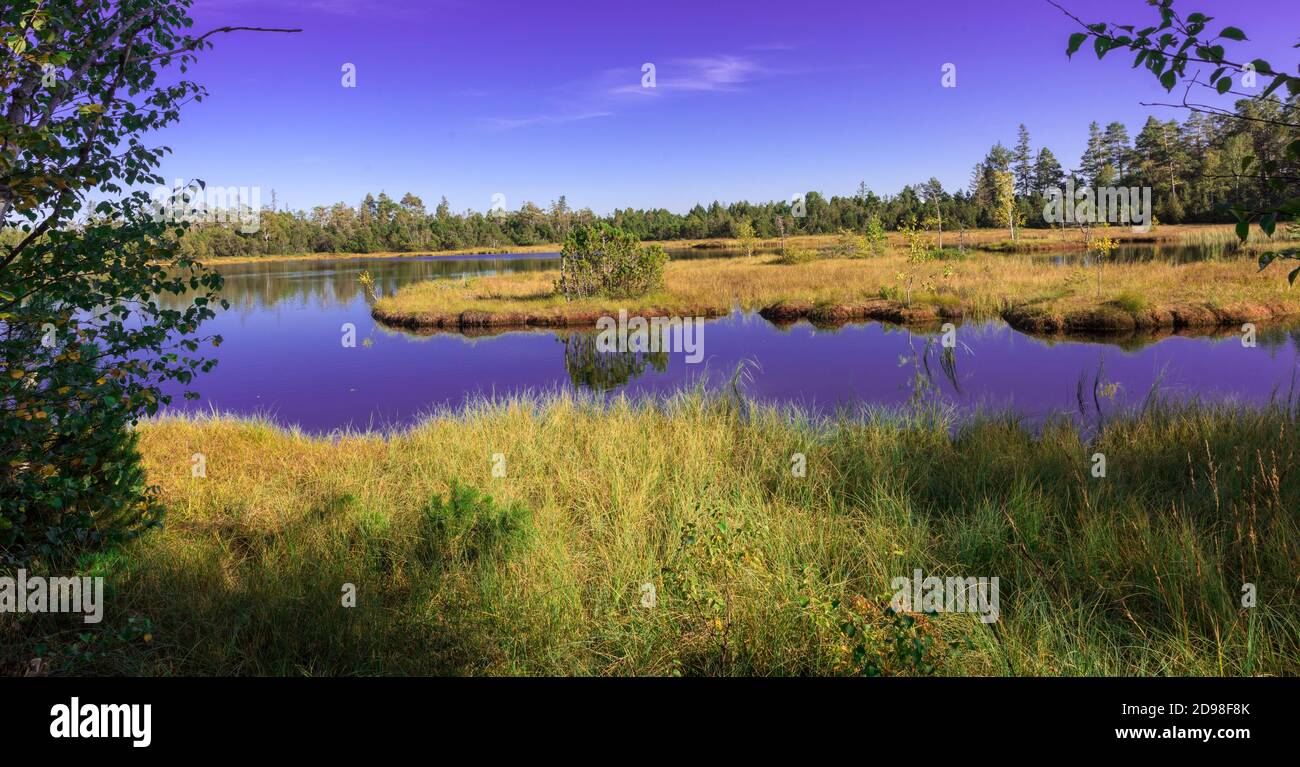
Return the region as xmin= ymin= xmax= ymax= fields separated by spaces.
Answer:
xmin=190 ymin=224 xmax=1240 ymax=267
xmin=11 ymin=393 xmax=1291 ymax=676
xmin=374 ymin=296 xmax=1300 ymax=337
xmin=368 ymin=244 xmax=1300 ymax=337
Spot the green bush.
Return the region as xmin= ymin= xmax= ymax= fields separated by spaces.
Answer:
xmin=776 ymin=247 xmax=818 ymax=265
xmin=555 ymin=223 xmax=667 ymax=299
xmin=831 ymin=228 xmax=868 ymax=258
xmin=863 ymin=215 xmax=888 ymax=256
xmin=418 ymin=481 xmax=531 ymax=567
xmin=1 ymin=2 xmax=226 ymax=567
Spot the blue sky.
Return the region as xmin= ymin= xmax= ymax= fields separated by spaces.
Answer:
xmin=154 ymin=0 xmax=1299 ymax=214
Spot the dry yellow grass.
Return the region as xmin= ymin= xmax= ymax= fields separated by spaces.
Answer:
xmin=372 ymin=247 xmax=1300 ymax=332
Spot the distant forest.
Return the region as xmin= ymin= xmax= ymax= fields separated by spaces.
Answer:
xmin=178 ymin=97 xmax=1296 ymax=258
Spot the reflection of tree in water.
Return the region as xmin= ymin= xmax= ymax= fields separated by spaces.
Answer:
xmin=902 ymin=330 xmax=966 ymax=411
xmin=156 ymin=256 xmax=557 ymax=311
xmin=561 ymin=331 xmax=668 ymax=391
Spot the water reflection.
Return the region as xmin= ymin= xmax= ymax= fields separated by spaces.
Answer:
xmin=561 ymin=331 xmax=668 ymax=391
xmin=176 ymin=253 xmax=559 ymax=312
xmin=150 ymin=249 xmax=1300 ymax=433
xmin=1036 ymin=240 xmax=1241 ymax=266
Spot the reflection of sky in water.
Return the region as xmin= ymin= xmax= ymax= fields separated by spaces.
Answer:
xmin=157 ymin=252 xmax=1300 ymax=433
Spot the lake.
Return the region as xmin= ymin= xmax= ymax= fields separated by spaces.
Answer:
xmin=157 ymin=249 xmax=1300 ymax=433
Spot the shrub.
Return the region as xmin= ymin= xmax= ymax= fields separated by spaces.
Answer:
xmin=733 ymin=219 xmax=757 ymax=257
xmin=863 ymin=215 xmax=888 ymax=256
xmin=831 ymin=228 xmax=868 ymax=258
xmin=776 ymin=247 xmax=818 ymax=265
xmin=0 ymin=394 xmax=162 ymax=565
xmin=899 ymin=219 xmax=934 ymax=263
xmin=418 ymin=481 xmax=530 ymax=567
xmin=555 ymin=223 xmax=667 ymax=299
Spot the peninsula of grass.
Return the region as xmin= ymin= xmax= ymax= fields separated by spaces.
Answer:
xmin=371 ymin=247 xmax=1300 ymax=335
xmin=6 ymin=392 xmax=1296 ymax=676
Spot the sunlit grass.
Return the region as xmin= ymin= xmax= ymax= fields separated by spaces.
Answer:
xmin=7 ymin=391 xmax=1296 ymax=676
xmin=373 ymin=241 xmax=1300 ymax=328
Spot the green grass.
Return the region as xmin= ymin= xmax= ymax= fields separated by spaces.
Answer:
xmin=4 ymin=392 xmax=1297 ymax=676
xmin=1110 ymin=290 xmax=1149 ymax=314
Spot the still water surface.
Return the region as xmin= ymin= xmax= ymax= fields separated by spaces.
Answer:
xmin=158 ymin=249 xmax=1300 ymax=433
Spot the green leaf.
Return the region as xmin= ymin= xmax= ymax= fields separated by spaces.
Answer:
xmin=1261 ymin=213 xmax=1276 ymax=237
xmin=1262 ymin=74 xmax=1287 ymax=99
xmin=1289 ymin=265 xmax=1300 ymax=287
xmin=1159 ymin=69 xmax=1177 ymax=90
xmin=1235 ymin=220 xmax=1249 ymax=242
xmin=1067 ymin=33 xmax=1087 ymax=58
xmin=1219 ymin=27 xmax=1247 ymax=41
xmin=1216 ymin=77 xmax=1231 ymax=94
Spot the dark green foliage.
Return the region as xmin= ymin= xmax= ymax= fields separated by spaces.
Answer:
xmin=555 ymin=223 xmax=667 ymax=299
xmin=1 ymin=0 xmax=229 ymax=564
xmin=561 ymin=331 xmax=667 ymax=391
xmin=418 ymin=481 xmax=530 ymax=568
xmin=1053 ymin=0 xmax=1299 ymax=266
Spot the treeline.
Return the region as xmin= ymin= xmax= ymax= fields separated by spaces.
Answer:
xmin=175 ymin=97 xmax=1297 ymax=258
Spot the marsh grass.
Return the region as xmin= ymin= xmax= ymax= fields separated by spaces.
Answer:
xmin=374 ymin=246 xmax=1300 ymax=327
xmin=1110 ymin=290 xmax=1148 ymax=314
xmin=5 ymin=391 xmax=1296 ymax=676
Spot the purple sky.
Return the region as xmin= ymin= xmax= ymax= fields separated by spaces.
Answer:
xmin=157 ymin=0 xmax=1298 ymax=214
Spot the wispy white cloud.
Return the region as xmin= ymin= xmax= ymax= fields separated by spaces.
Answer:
xmin=481 ymin=54 xmax=774 ymax=131
xmin=480 ymin=110 xmax=615 ymax=131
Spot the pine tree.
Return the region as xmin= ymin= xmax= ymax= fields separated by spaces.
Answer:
xmin=1013 ymin=124 xmax=1034 ymax=197
xmin=1033 ymin=147 xmax=1066 ymax=192
xmin=1080 ymin=121 xmax=1107 ymax=186
xmin=972 ymin=143 xmax=1014 ymax=226
xmin=1101 ymin=122 xmax=1131 ymax=183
